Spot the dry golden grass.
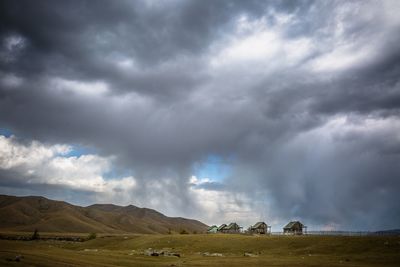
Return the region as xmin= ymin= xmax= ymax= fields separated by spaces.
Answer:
xmin=0 ymin=234 xmax=399 ymax=266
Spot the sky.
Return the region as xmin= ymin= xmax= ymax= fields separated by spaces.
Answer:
xmin=1 ymin=0 xmax=400 ymax=231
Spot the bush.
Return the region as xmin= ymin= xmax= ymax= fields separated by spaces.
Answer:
xmin=31 ymin=229 xmax=40 ymax=240
xmin=87 ymin=232 xmax=97 ymax=240
xmin=180 ymin=229 xmax=189 ymax=235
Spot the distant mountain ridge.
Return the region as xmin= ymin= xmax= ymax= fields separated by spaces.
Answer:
xmin=374 ymin=229 xmax=400 ymax=235
xmin=0 ymin=195 xmax=208 ymax=234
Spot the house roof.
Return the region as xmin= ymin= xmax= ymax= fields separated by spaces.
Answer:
xmin=225 ymin=222 xmax=241 ymax=230
xmin=283 ymin=221 xmax=304 ymax=229
xmin=207 ymin=225 xmax=218 ymax=230
xmin=252 ymin=222 xmax=267 ymax=229
xmin=217 ymin=224 xmax=227 ymax=231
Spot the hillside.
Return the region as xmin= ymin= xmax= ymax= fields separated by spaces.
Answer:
xmin=0 ymin=195 xmax=208 ymax=234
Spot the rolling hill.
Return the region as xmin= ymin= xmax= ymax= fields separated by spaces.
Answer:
xmin=0 ymin=195 xmax=208 ymax=234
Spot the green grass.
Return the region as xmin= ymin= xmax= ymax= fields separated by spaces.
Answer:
xmin=0 ymin=234 xmax=399 ymax=266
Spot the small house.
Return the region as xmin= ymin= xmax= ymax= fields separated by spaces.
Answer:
xmin=217 ymin=224 xmax=227 ymax=233
xmin=223 ymin=222 xmax=241 ymax=233
xmin=249 ymin=222 xmax=270 ymax=234
xmin=207 ymin=225 xmax=218 ymax=233
xmin=283 ymin=221 xmax=306 ymax=235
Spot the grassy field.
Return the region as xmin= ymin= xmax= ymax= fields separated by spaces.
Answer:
xmin=0 ymin=234 xmax=399 ymax=266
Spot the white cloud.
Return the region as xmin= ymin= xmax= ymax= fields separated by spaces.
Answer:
xmin=218 ymin=30 xmax=280 ymax=63
xmin=116 ymin=58 xmax=136 ymax=70
xmin=4 ymin=34 xmax=26 ymax=51
xmin=0 ymin=135 xmax=70 ymax=169
xmin=210 ymin=14 xmax=314 ymax=71
xmin=51 ymin=77 xmax=109 ymax=96
xmin=308 ymin=1 xmax=398 ymax=73
xmin=0 ymin=135 xmax=136 ymax=193
xmin=307 ymin=115 xmax=400 ymax=141
xmin=188 ymin=175 xmax=262 ymax=227
xmin=309 ymin=41 xmax=377 ymax=72
xmin=213 ymin=1 xmax=399 ymax=74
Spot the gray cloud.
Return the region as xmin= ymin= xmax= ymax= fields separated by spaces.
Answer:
xmin=1 ymin=0 xmax=400 ymax=230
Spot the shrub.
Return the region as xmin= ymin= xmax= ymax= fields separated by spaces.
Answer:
xmin=180 ymin=229 xmax=189 ymax=235
xmin=31 ymin=229 xmax=40 ymax=240
xmin=87 ymin=232 xmax=97 ymax=240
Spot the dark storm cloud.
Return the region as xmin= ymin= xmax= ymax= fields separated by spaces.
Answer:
xmin=0 ymin=0 xmax=263 ymax=89
xmin=234 ymin=121 xmax=400 ymax=230
xmin=1 ymin=0 xmax=400 ymax=230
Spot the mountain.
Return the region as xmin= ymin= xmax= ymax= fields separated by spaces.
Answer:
xmin=374 ymin=229 xmax=400 ymax=235
xmin=0 ymin=195 xmax=208 ymax=234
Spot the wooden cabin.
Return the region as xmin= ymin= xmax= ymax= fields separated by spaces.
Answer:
xmin=249 ymin=222 xmax=270 ymax=234
xmin=283 ymin=221 xmax=305 ymax=235
xmin=207 ymin=225 xmax=218 ymax=233
xmin=223 ymin=222 xmax=241 ymax=233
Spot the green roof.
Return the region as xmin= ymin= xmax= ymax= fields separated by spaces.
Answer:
xmin=225 ymin=222 xmax=241 ymax=230
xmin=207 ymin=225 xmax=218 ymax=231
xmin=217 ymin=224 xmax=227 ymax=231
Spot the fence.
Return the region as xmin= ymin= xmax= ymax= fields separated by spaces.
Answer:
xmin=306 ymin=231 xmax=371 ymax=236
xmin=271 ymin=231 xmax=399 ymax=236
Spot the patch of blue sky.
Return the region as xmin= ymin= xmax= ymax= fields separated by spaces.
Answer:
xmin=103 ymin=167 xmax=134 ymax=180
xmin=0 ymin=127 xmax=13 ymax=137
xmin=63 ymin=145 xmax=97 ymax=157
xmin=193 ymin=154 xmax=234 ymax=182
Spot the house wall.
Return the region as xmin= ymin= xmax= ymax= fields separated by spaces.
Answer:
xmin=255 ymin=227 xmax=266 ymax=234
xmin=250 ymin=223 xmax=268 ymax=234
xmin=284 ymin=227 xmax=303 ymax=234
xmin=283 ymin=222 xmax=303 ymax=234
